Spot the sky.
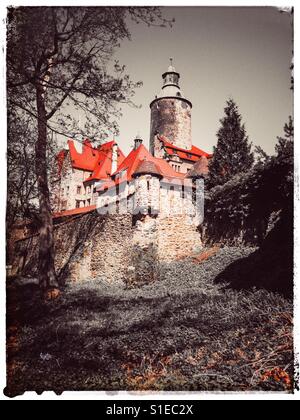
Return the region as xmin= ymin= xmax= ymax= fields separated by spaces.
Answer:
xmin=111 ymin=6 xmax=293 ymax=156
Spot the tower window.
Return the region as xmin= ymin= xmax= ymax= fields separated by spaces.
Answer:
xmin=181 ymin=186 xmax=185 ymax=199
xmin=147 ymin=180 xmax=150 ymax=191
xmin=77 ymin=185 xmax=81 ymax=194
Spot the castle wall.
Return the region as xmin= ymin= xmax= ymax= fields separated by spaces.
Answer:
xmin=57 ymin=155 xmax=94 ymax=211
xmin=11 ymin=210 xmax=202 ymax=286
xmin=150 ymin=98 xmax=192 ymax=154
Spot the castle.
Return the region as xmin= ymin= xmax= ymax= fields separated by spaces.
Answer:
xmin=54 ymin=61 xmax=211 ymax=223
xmin=12 ymin=62 xmax=213 ymax=284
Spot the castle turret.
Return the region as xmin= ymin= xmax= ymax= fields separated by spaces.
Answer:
xmin=132 ymin=159 xmax=162 ymax=215
xmin=150 ymin=59 xmax=192 ymax=155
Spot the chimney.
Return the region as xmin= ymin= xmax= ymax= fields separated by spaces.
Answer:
xmin=134 ymin=133 xmax=143 ymax=150
xmin=111 ymin=143 xmax=118 ymax=174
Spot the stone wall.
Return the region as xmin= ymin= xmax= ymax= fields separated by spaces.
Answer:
xmin=12 ymin=210 xmax=202 ymax=285
xmin=157 ymin=215 xmax=202 ymax=261
xmin=150 ymin=98 xmax=192 ymax=153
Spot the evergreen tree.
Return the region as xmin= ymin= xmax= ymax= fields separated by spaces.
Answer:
xmin=275 ymin=116 xmax=294 ymax=163
xmin=208 ymin=99 xmax=254 ymax=188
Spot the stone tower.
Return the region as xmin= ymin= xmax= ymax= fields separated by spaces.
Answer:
xmin=150 ymin=59 xmax=192 ymax=155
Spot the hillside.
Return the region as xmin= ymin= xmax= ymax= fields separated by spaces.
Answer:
xmin=6 ymin=246 xmax=293 ymax=396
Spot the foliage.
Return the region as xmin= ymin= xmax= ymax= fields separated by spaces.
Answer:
xmin=204 ymin=117 xmax=293 ymax=245
xmin=207 ymin=99 xmax=254 ymax=189
xmin=7 ymin=111 xmax=37 ymax=229
xmin=6 ymin=109 xmax=60 ymax=229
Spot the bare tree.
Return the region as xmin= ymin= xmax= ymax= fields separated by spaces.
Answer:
xmin=7 ymin=6 xmax=173 ymax=294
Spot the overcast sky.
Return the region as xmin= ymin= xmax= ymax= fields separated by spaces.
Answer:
xmin=112 ymin=6 xmax=293 ymax=156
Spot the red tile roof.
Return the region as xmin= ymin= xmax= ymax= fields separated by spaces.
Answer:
xmin=57 ymin=149 xmax=67 ymax=175
xmin=185 ymin=156 xmax=209 ymax=178
xmin=97 ymin=144 xmax=184 ymax=192
xmin=158 ymin=135 xmax=212 ymax=162
xmin=53 ymin=204 xmax=96 ymax=219
xmin=57 ymin=139 xmax=125 ymax=181
xmin=85 ymin=145 xmax=125 ymax=182
xmin=68 ymin=139 xmax=100 ymax=171
xmin=133 ymin=159 xmax=163 ymax=178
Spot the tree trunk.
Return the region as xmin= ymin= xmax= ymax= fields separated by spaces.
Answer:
xmin=35 ymin=83 xmax=59 ymax=293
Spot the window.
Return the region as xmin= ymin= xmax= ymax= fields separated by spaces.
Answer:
xmin=61 ymin=188 xmax=64 ymax=196
xmin=181 ymin=186 xmax=185 ymax=199
xmin=75 ymin=200 xmax=80 ymax=208
xmin=77 ymin=186 xmax=81 ymax=194
xmin=87 ymin=186 xmax=91 ymax=194
xmin=87 ymin=199 xmax=91 ymax=206
xmin=66 ymin=186 xmax=69 ymax=196
xmin=192 ymin=189 xmax=197 ymax=206
xmin=147 ymin=180 xmax=150 ymax=191
xmin=61 ymin=200 xmax=67 ymax=211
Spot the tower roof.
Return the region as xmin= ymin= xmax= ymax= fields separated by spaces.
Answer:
xmin=150 ymin=59 xmax=192 ymax=108
xmin=185 ymin=156 xmax=209 ymax=179
xmin=133 ymin=159 xmax=163 ymax=178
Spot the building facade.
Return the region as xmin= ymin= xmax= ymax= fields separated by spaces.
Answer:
xmin=54 ymin=61 xmax=212 ymax=222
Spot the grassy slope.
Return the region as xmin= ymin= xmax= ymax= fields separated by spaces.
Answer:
xmin=6 ymin=247 xmax=293 ymax=396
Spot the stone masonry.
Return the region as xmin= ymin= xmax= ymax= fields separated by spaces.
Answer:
xmin=12 ymin=210 xmax=202 ymax=285
xmin=150 ymin=97 xmax=192 ymax=153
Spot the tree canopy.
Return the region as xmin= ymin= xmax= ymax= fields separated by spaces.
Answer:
xmin=7 ymin=6 xmax=173 ymax=141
